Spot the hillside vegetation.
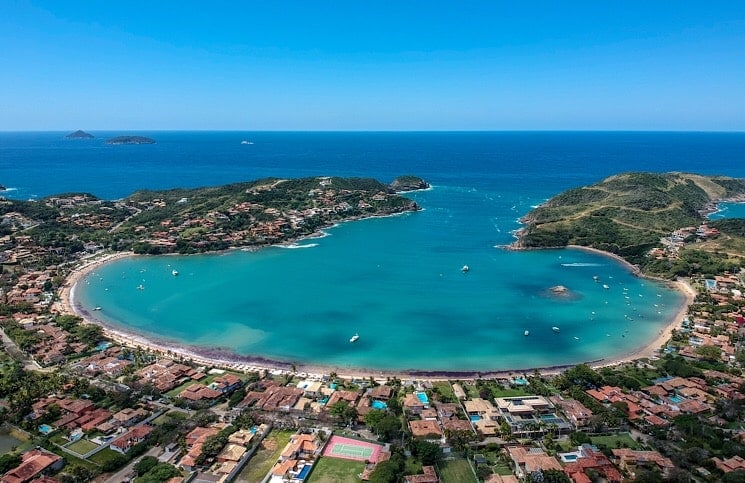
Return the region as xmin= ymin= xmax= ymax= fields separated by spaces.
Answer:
xmin=516 ymin=172 xmax=745 ymax=270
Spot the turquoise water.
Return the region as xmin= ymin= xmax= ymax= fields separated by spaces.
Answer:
xmin=708 ymin=202 xmax=745 ymax=220
xmin=469 ymin=415 xmax=481 ymax=422
xmin=7 ymin=131 xmax=721 ymax=373
xmin=371 ymin=400 xmax=388 ymax=410
xmin=76 ymin=190 xmax=684 ymax=372
xmin=415 ymin=392 xmax=430 ymax=404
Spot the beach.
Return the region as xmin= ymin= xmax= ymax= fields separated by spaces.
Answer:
xmin=59 ymin=244 xmax=697 ymax=380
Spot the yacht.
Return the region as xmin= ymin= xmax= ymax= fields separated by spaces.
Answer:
xmin=461 ymin=265 xmax=470 ymax=273
xmin=93 ymin=307 xmax=102 ymax=311
xmin=349 ymin=333 xmax=360 ymax=343
xmin=241 ymin=140 xmax=254 ymax=145
xmin=172 ymin=269 xmax=179 ymax=276
xmin=552 ymin=326 xmax=560 ymax=333
xmin=524 ymin=330 xmax=530 ymax=336
xmin=137 ymin=284 xmax=145 ymax=290
xmin=603 ymin=284 xmax=610 ymax=289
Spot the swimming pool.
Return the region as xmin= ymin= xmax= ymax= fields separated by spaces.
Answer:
xmin=297 ymin=464 xmax=312 ymax=480
xmin=469 ymin=414 xmax=481 ymax=422
xmin=371 ymin=400 xmax=388 ymax=410
xmin=561 ymin=454 xmax=578 ymax=462
xmin=94 ymin=341 xmax=111 ymax=351
xmin=415 ymin=392 xmax=429 ymax=404
xmin=669 ymin=395 xmax=683 ymax=404
xmin=39 ymin=424 xmax=53 ymax=434
xmin=512 ymin=377 xmax=528 ymax=385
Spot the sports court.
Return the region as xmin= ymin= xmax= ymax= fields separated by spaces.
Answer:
xmin=322 ymin=435 xmax=383 ymax=463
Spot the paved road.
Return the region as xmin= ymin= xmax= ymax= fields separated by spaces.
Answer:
xmin=99 ymin=446 xmax=160 ymax=483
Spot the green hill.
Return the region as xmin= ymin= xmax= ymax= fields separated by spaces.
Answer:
xmin=515 ymin=172 xmax=745 ymax=269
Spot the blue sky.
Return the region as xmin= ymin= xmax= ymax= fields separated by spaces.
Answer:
xmin=1 ymin=1 xmax=744 ymax=130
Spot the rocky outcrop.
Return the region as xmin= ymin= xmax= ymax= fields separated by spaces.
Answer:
xmin=390 ymin=176 xmax=430 ymax=192
xmin=65 ymin=130 xmax=94 ymax=139
xmin=105 ymin=136 xmax=156 ymax=145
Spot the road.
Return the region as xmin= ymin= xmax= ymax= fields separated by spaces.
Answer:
xmin=98 ymin=446 xmax=160 ymax=483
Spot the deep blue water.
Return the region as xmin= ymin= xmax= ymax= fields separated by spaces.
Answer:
xmin=3 ymin=131 xmax=745 ymax=371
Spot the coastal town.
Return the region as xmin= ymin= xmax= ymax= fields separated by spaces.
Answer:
xmin=2 ymin=176 xmax=745 ymax=483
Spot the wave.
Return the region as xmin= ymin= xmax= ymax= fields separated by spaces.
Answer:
xmin=561 ymin=262 xmax=603 ymax=267
xmin=279 ymin=243 xmax=319 ymax=249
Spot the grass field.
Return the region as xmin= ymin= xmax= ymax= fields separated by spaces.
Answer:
xmin=236 ymin=429 xmax=294 ymax=483
xmin=66 ymin=438 xmax=99 ymax=455
xmin=307 ymin=457 xmax=366 ymax=483
xmin=432 ymin=381 xmax=455 ymax=401
xmin=591 ymin=432 xmax=640 ymax=450
xmin=89 ymin=447 xmax=124 ymax=466
xmin=438 ymin=458 xmax=477 ymax=483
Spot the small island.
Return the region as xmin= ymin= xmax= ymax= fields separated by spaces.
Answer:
xmin=65 ymin=130 xmax=94 ymax=139
xmin=105 ymin=135 xmax=156 ymax=145
xmin=389 ymin=175 xmax=430 ymax=192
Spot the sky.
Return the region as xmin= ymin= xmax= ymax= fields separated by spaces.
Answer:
xmin=1 ymin=1 xmax=744 ymax=131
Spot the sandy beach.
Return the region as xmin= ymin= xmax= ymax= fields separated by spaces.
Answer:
xmin=58 ymin=246 xmax=698 ymax=381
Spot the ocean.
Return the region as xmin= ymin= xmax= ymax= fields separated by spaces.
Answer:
xmin=3 ymin=131 xmax=745 ymax=372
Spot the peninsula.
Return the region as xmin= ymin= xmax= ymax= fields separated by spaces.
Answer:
xmin=105 ymin=135 xmax=156 ymax=144
xmin=64 ymin=129 xmax=94 ymax=139
xmin=514 ymin=172 xmax=745 ymax=277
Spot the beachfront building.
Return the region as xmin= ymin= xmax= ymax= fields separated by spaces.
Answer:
xmin=463 ymin=398 xmax=500 ymax=435
xmin=507 ymin=446 xmax=563 ymax=479
xmin=495 ymin=396 xmax=572 ymax=438
xmin=611 ymin=449 xmax=675 ymax=479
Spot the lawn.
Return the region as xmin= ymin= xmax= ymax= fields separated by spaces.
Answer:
xmin=491 ymin=387 xmax=531 ymax=398
xmin=432 ymin=381 xmax=455 ymax=401
xmin=307 ymin=457 xmax=366 ymax=483
xmin=66 ymin=438 xmax=99 ymax=455
xmin=438 ymin=458 xmax=477 ymax=483
xmin=236 ymin=429 xmax=294 ymax=483
xmin=591 ymin=432 xmax=640 ymax=450
xmin=89 ymin=448 xmax=124 ymax=466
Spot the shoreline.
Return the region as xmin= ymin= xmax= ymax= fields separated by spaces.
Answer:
xmin=58 ymin=243 xmax=697 ymax=381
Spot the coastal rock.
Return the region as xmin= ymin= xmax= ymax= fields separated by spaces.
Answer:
xmin=105 ymin=135 xmax=156 ymax=145
xmin=550 ymin=285 xmax=568 ymax=294
xmin=65 ymin=130 xmax=94 ymax=139
xmin=390 ymin=175 xmax=430 ymax=192
xmin=0 ymin=184 xmax=5 ymax=191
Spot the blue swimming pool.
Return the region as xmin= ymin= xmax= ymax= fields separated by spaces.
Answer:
xmin=562 ymin=454 xmax=578 ymax=462
xmin=39 ymin=424 xmax=53 ymax=434
xmin=469 ymin=414 xmax=481 ymax=422
xmin=94 ymin=341 xmax=111 ymax=351
xmin=669 ymin=395 xmax=683 ymax=404
xmin=297 ymin=464 xmax=312 ymax=480
xmin=371 ymin=400 xmax=388 ymax=410
xmin=415 ymin=392 xmax=429 ymax=404
xmin=512 ymin=376 xmax=528 ymax=385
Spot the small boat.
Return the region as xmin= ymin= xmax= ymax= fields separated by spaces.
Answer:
xmin=93 ymin=307 xmax=102 ymax=311
xmin=461 ymin=265 xmax=470 ymax=273
xmin=240 ymin=140 xmax=254 ymax=145
xmin=524 ymin=330 xmax=530 ymax=336
xmin=172 ymin=269 xmax=179 ymax=276
xmin=137 ymin=284 xmax=145 ymax=290
xmin=573 ymin=336 xmax=580 ymax=340
xmin=349 ymin=333 xmax=359 ymax=343
xmin=552 ymin=326 xmax=560 ymax=333
xmin=592 ymin=275 xmax=599 ymax=282
xmin=603 ymin=284 xmax=610 ymax=289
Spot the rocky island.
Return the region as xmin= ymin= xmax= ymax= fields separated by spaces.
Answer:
xmin=65 ymin=129 xmax=94 ymax=139
xmin=105 ymin=135 xmax=156 ymax=145
xmin=513 ymin=172 xmax=745 ymax=277
xmin=390 ymin=175 xmax=430 ymax=192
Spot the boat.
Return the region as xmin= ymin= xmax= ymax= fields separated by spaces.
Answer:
xmin=552 ymin=326 xmax=560 ymax=333
xmin=603 ymin=284 xmax=610 ymax=289
xmin=592 ymin=275 xmax=599 ymax=282
xmin=349 ymin=334 xmax=359 ymax=343
xmin=524 ymin=330 xmax=530 ymax=336
xmin=172 ymin=269 xmax=179 ymax=276
xmin=240 ymin=140 xmax=254 ymax=145
xmin=93 ymin=307 xmax=102 ymax=311
xmin=573 ymin=336 xmax=580 ymax=340
xmin=137 ymin=284 xmax=145 ymax=290
xmin=461 ymin=265 xmax=470 ymax=273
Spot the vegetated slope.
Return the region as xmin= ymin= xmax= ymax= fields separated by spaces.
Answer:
xmin=516 ymin=172 xmax=745 ymax=265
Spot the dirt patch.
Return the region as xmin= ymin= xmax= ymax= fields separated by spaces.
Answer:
xmin=261 ymin=438 xmax=278 ymax=450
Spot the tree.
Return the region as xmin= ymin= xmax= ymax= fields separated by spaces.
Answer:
xmin=376 ymin=415 xmax=403 ymax=442
xmin=695 ymin=344 xmax=723 ymax=361
xmin=0 ymin=454 xmax=22 ymax=474
xmin=329 ymin=401 xmax=358 ymax=426
xmin=410 ymin=439 xmax=441 ymax=465
xmin=364 ymin=409 xmax=387 ymax=433
xmin=133 ymin=456 xmax=159 ymax=476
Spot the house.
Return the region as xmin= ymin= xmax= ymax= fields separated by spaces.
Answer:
xmin=404 ymin=465 xmax=440 ymax=483
xmin=409 ymin=420 xmax=443 ymax=440
xmin=111 ymin=407 xmax=149 ymax=427
xmin=550 ymin=396 xmax=593 ymax=428
xmin=712 ymin=455 xmax=745 ymax=473
xmin=109 ymin=425 xmax=153 ymax=454
xmin=216 ymin=443 xmax=246 ymax=463
xmin=403 ymin=393 xmax=426 ymax=414
xmin=212 ymin=374 xmax=243 ymax=394
xmin=563 ymin=446 xmax=622 ymax=482
xmin=369 ymin=385 xmax=393 ymax=401
xmin=507 ymin=446 xmax=562 ymax=479
xmin=611 ymin=449 xmax=675 ymax=479
xmin=495 ymin=395 xmax=571 ymax=437
xmin=1 ymin=448 xmax=64 ymax=483
xmin=280 ymin=433 xmax=321 ymax=461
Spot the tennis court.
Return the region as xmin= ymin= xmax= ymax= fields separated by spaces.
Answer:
xmin=322 ymin=435 xmax=383 ymax=463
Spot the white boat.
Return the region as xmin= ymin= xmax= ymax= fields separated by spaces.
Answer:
xmin=137 ymin=284 xmax=145 ymax=290
xmin=461 ymin=265 xmax=470 ymax=273
xmin=524 ymin=330 xmax=530 ymax=336
xmin=93 ymin=307 xmax=102 ymax=311
xmin=349 ymin=334 xmax=359 ymax=343
xmin=552 ymin=326 xmax=560 ymax=333
xmin=240 ymin=140 xmax=254 ymax=145
xmin=603 ymin=284 xmax=610 ymax=289
xmin=172 ymin=269 xmax=179 ymax=276
xmin=574 ymin=336 xmax=580 ymax=340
